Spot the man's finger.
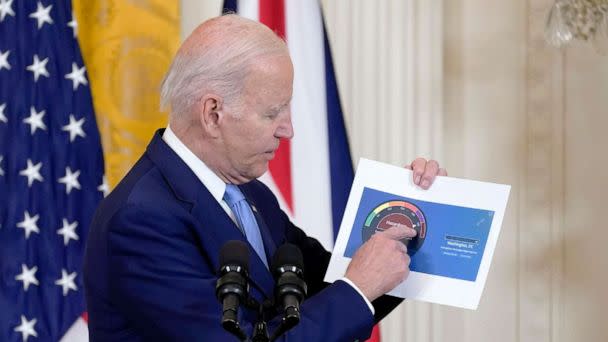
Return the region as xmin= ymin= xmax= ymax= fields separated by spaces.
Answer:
xmin=395 ymin=240 xmax=408 ymax=254
xmin=403 ymin=252 xmax=411 ymax=267
xmin=381 ymin=224 xmax=417 ymax=240
xmin=420 ymin=159 xmax=439 ymax=189
xmin=438 ymin=167 xmax=448 ymax=176
xmin=411 ymin=158 xmax=427 ymax=185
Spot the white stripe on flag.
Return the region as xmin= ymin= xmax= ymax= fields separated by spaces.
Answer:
xmin=285 ymin=0 xmax=333 ymax=250
xmin=237 ymin=0 xmax=259 ymax=20
xmin=59 ymin=317 xmax=88 ymax=342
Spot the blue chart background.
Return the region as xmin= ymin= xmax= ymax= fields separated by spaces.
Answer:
xmin=344 ymin=187 xmax=495 ymax=281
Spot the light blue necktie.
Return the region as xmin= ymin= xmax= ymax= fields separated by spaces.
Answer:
xmin=223 ymin=184 xmax=268 ymax=268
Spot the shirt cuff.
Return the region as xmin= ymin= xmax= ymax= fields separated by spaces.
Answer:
xmin=340 ymin=277 xmax=375 ymax=315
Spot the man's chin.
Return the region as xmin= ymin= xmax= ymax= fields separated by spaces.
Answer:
xmin=244 ymin=162 xmax=269 ymax=181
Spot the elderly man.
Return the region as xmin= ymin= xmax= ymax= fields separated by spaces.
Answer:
xmin=84 ymin=14 xmax=446 ymax=341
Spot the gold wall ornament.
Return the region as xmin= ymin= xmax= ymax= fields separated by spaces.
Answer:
xmin=73 ymin=0 xmax=179 ymax=188
xmin=545 ymin=0 xmax=608 ymax=52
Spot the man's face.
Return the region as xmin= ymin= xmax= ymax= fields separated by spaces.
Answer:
xmin=218 ymin=55 xmax=294 ymax=182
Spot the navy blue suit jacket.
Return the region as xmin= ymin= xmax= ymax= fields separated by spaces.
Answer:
xmin=84 ymin=130 xmax=401 ymax=341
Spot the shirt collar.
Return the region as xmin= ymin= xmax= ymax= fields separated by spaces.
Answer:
xmin=162 ymin=125 xmax=226 ymax=204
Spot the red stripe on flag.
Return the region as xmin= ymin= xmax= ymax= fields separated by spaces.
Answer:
xmin=81 ymin=311 xmax=88 ymax=323
xmin=366 ymin=324 xmax=381 ymax=342
xmin=258 ymin=0 xmax=293 ymax=213
xmin=269 ymin=139 xmax=293 ymax=212
xmin=259 ymin=0 xmax=286 ymax=39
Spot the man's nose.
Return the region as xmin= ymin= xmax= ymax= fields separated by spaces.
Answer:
xmin=275 ymin=113 xmax=294 ymax=139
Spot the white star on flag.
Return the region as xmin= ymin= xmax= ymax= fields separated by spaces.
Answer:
xmin=19 ymin=159 xmax=44 ymax=187
xmin=98 ymin=175 xmax=110 ymax=197
xmin=62 ymin=114 xmax=86 ymax=142
xmin=0 ymin=102 xmax=6 ymax=123
xmin=13 ymin=315 xmax=38 ymax=342
xmin=57 ymin=218 xmax=79 ymax=246
xmin=58 ymin=167 xmax=81 ymax=194
xmin=0 ymin=49 xmax=10 ymax=71
xmin=23 ymin=106 xmax=47 ymax=135
xmin=23 ymin=107 xmax=48 ymax=135
xmin=26 ymin=54 xmax=50 ymax=82
xmin=15 ymin=264 xmax=40 ymax=291
xmin=64 ymin=62 xmax=88 ymax=90
xmin=67 ymin=13 xmax=77 ymax=38
xmin=55 ymin=269 xmax=78 ymax=296
xmin=29 ymin=1 xmax=53 ymax=29
xmin=16 ymin=211 xmax=40 ymax=239
xmin=0 ymin=0 xmax=15 ymax=22
xmin=0 ymin=155 xmax=4 ymax=176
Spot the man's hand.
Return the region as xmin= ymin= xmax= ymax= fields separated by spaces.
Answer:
xmin=405 ymin=158 xmax=447 ymax=190
xmin=344 ymin=159 xmax=446 ymax=302
xmin=344 ymin=225 xmax=416 ymax=302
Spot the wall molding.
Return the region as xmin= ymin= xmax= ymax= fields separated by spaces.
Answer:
xmin=322 ymin=0 xmax=443 ymax=340
xmin=520 ymin=1 xmax=565 ymax=341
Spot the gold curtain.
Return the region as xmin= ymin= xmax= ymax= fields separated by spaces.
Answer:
xmin=73 ymin=0 xmax=180 ymax=188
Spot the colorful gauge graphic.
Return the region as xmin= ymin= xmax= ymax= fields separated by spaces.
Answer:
xmin=361 ymin=200 xmax=427 ymax=255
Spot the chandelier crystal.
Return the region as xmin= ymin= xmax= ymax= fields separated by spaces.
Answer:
xmin=545 ymin=0 xmax=608 ymax=52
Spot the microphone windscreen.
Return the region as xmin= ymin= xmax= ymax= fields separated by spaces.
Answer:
xmin=219 ymin=240 xmax=250 ymax=271
xmin=271 ymin=243 xmax=304 ymax=272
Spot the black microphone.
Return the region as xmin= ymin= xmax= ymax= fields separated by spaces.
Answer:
xmin=216 ymin=240 xmax=250 ymax=341
xmin=271 ymin=244 xmax=307 ymax=334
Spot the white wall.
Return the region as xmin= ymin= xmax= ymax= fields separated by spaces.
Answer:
xmin=443 ymin=1 xmax=608 ymax=341
xmin=180 ymin=0 xmax=222 ymax=40
xmin=181 ymin=1 xmax=608 ymax=341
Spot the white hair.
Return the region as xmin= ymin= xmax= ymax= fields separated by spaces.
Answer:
xmin=160 ymin=14 xmax=288 ymax=120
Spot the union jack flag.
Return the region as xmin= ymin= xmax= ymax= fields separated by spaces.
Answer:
xmin=222 ymin=1 xmax=380 ymax=341
xmin=0 ymin=0 xmax=105 ymax=341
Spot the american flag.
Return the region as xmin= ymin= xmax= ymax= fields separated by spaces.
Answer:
xmin=0 ymin=0 xmax=105 ymax=341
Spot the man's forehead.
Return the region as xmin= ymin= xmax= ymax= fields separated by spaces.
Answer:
xmin=243 ymin=56 xmax=293 ymax=90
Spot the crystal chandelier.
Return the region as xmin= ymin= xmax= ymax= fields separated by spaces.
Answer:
xmin=545 ymin=0 xmax=608 ymax=52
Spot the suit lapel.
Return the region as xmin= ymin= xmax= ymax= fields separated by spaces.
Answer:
xmin=146 ymin=130 xmax=275 ymax=300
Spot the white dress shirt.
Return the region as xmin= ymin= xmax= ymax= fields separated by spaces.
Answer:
xmin=161 ymin=126 xmax=375 ymax=315
xmin=162 ymin=126 xmax=236 ymax=223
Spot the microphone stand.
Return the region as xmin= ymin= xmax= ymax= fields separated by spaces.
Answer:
xmin=250 ymin=302 xmax=300 ymax=342
xmin=245 ymin=294 xmax=302 ymax=342
xmin=268 ymin=316 xmax=297 ymax=342
xmin=251 ymin=299 xmax=270 ymax=342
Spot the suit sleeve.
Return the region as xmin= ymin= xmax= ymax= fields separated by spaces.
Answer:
xmin=106 ymin=204 xmax=376 ymax=341
xmin=281 ymin=209 xmax=404 ymax=324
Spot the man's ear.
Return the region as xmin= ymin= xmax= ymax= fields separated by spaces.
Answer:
xmin=199 ymin=94 xmax=223 ymax=138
